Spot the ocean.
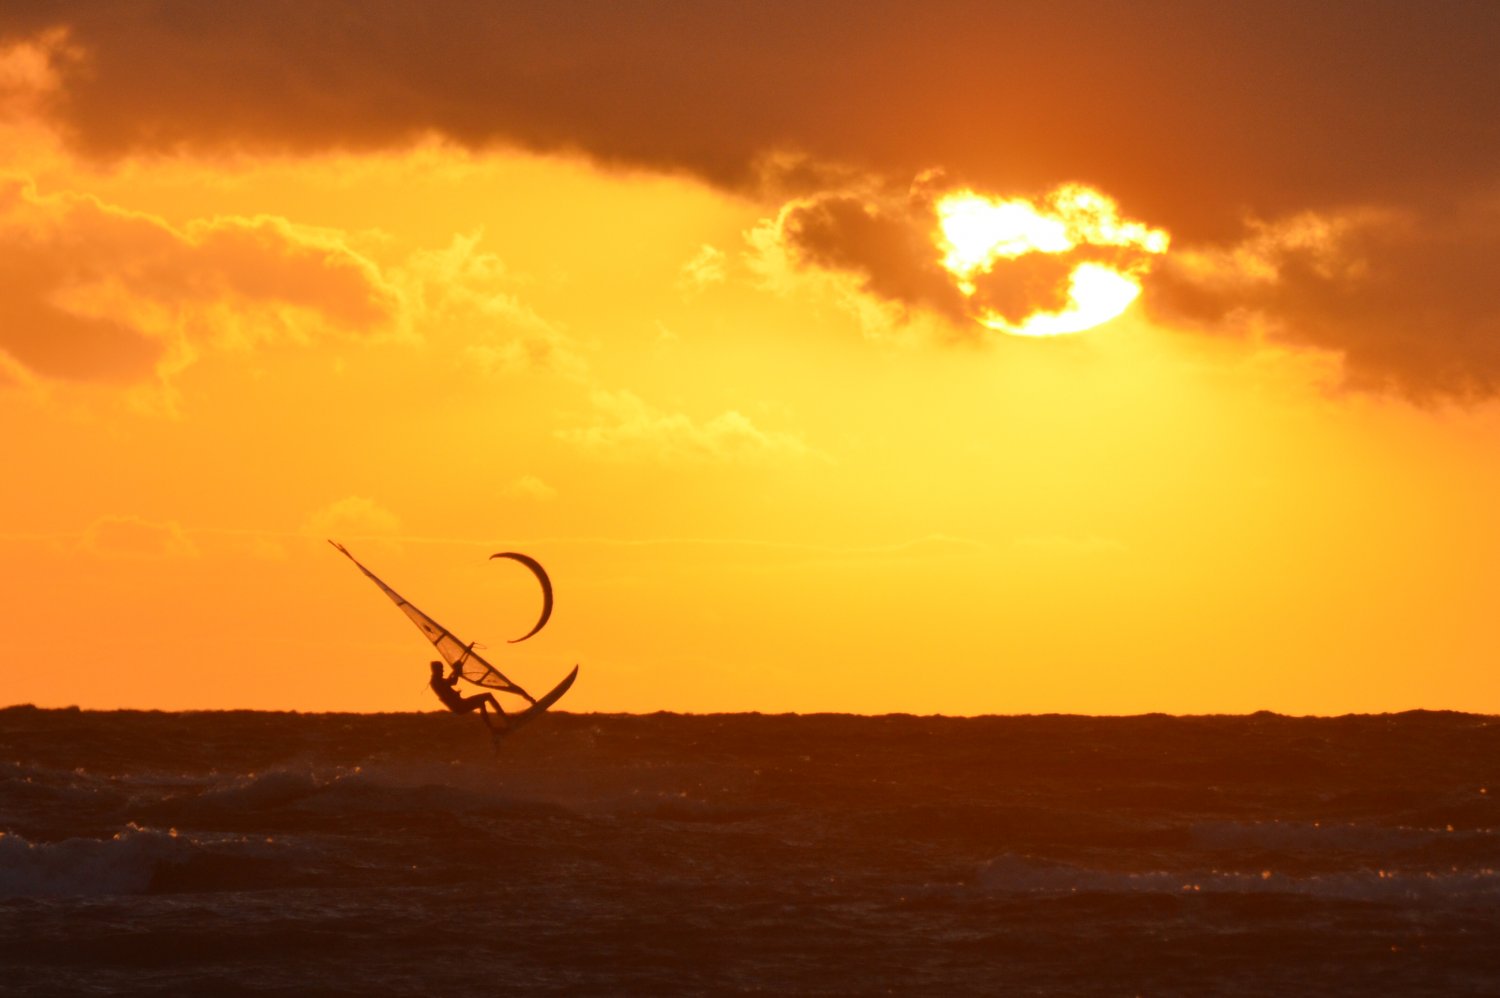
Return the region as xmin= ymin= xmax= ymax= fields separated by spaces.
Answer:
xmin=2 ymin=707 xmax=1497 ymax=996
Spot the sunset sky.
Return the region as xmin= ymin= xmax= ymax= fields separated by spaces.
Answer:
xmin=3 ymin=2 xmax=1499 ymax=715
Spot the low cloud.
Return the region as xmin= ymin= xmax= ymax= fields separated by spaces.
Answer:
xmin=0 ymin=178 xmax=400 ymax=387
xmin=76 ymin=515 xmax=197 ymax=559
xmin=507 ymin=475 xmax=558 ymax=501
xmin=303 ymin=496 xmax=401 ymax=539
xmin=559 ymin=390 xmax=814 ymax=464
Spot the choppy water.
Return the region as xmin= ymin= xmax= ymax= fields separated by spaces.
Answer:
xmin=2 ymin=707 xmax=1498 ymax=996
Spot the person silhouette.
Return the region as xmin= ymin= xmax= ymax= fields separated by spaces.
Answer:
xmin=428 ymin=661 xmax=507 ymax=731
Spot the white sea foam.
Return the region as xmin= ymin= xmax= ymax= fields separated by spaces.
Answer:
xmin=1188 ymin=818 xmax=1496 ymax=853
xmin=0 ymin=824 xmax=304 ymax=898
xmin=975 ymin=852 xmax=1500 ymax=902
xmin=193 ymin=767 xmax=329 ymax=809
xmin=0 ymin=825 xmax=190 ymax=897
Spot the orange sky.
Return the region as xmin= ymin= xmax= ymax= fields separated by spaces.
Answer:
xmin=3 ymin=4 xmax=1499 ymax=714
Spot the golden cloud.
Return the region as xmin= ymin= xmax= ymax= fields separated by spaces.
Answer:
xmin=678 ymin=244 xmax=728 ymax=294
xmin=0 ymin=178 xmax=401 ymax=386
xmin=0 ymin=27 xmax=76 ymax=131
xmin=5 ymin=11 xmax=1499 ymax=399
xmin=75 ymin=515 xmax=197 ymax=559
xmin=302 ymin=496 xmax=402 ymax=540
xmin=507 ymin=475 xmax=558 ymax=502
xmin=400 ymin=232 xmax=586 ymax=380
xmin=559 ymin=390 xmax=814 ymax=464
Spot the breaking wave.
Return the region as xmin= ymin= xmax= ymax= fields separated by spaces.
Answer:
xmin=0 ymin=824 xmax=312 ymax=898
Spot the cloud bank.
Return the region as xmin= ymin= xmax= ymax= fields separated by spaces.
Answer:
xmin=4 ymin=3 xmax=1494 ymax=234
xmin=1147 ymin=199 xmax=1500 ymax=401
xmin=2 ymin=3 xmax=1498 ymax=400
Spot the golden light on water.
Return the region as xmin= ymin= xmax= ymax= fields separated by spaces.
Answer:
xmin=934 ymin=184 xmax=1169 ymax=336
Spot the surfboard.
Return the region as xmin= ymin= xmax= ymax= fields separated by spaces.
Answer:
xmin=495 ymin=665 xmax=578 ymax=738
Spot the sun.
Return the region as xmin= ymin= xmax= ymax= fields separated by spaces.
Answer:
xmin=976 ymin=262 xmax=1144 ymax=337
xmin=937 ymin=192 xmax=1072 ymax=291
xmin=933 ymin=184 xmax=1169 ymax=337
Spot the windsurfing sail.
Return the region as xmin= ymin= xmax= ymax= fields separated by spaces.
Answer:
xmin=329 ymin=540 xmax=537 ymax=703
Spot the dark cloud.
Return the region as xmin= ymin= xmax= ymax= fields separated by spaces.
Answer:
xmin=3 ymin=1 xmax=1499 ymax=398
xmin=2 ymin=1 xmax=1496 ymax=242
xmin=1147 ymin=200 xmax=1500 ymax=402
xmin=966 ymin=253 xmax=1080 ymax=327
xmin=777 ymin=191 xmax=966 ymax=320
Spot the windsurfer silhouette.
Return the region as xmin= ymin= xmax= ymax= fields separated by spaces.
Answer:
xmin=428 ymin=661 xmax=508 ymax=733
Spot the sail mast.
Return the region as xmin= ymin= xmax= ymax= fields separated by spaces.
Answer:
xmin=330 ymin=541 xmax=536 ymax=702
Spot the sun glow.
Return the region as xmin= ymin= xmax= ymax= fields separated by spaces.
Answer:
xmin=976 ymin=262 xmax=1142 ymax=337
xmin=937 ymin=193 xmax=1072 ymax=287
xmin=934 ymin=184 xmax=1169 ymax=336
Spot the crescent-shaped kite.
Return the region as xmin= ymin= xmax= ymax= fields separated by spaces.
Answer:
xmin=489 ymin=551 xmax=554 ymax=643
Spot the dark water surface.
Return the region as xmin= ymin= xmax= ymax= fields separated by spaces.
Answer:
xmin=2 ymin=708 xmax=1498 ymax=995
